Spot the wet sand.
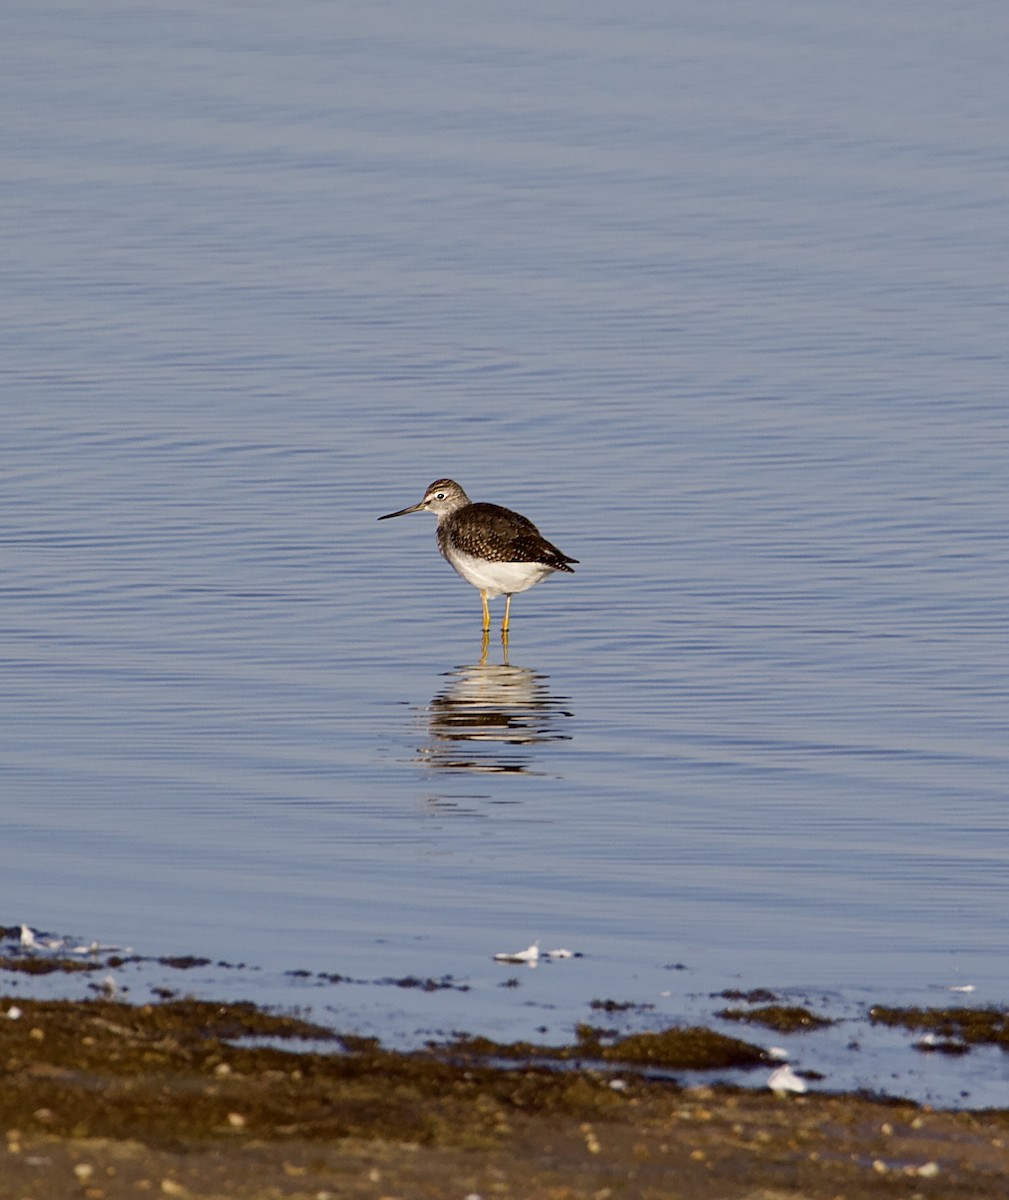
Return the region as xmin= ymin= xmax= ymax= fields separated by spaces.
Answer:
xmin=2 ymin=995 xmax=1007 ymax=1199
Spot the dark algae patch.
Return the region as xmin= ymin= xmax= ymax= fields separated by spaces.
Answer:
xmin=716 ymin=1003 xmax=835 ymax=1033
xmin=716 ymin=987 xmax=780 ymax=1004
xmin=588 ymin=997 xmax=655 ymax=1014
xmin=0 ymin=955 xmax=104 ymax=976
xmin=870 ymin=1004 xmax=1009 ymax=1049
xmin=443 ymin=1023 xmax=767 ymax=1070
xmin=156 ymin=955 xmax=213 ymax=970
xmin=382 ymin=974 xmax=470 ymax=992
xmin=585 ymin=1025 xmax=767 ymax=1070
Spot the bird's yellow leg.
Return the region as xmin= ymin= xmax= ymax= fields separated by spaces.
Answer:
xmin=502 ymin=593 xmax=512 ymax=635
xmin=481 ymin=590 xmax=491 ymax=631
xmin=479 ymin=627 xmax=490 ymax=664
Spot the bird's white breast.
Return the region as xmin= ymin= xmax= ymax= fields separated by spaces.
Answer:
xmin=442 ymin=545 xmax=555 ymax=598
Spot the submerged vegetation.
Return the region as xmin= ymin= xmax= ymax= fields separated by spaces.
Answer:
xmin=870 ymin=1005 xmax=1009 ymax=1049
xmin=445 ymin=1022 xmax=768 ymax=1071
xmin=716 ymin=1004 xmax=835 ymax=1033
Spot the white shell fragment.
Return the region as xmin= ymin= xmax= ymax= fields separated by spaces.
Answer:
xmin=493 ymin=941 xmax=540 ymax=965
xmin=768 ymin=1063 xmax=808 ymax=1095
xmin=97 ymin=975 xmax=120 ymax=998
xmin=545 ymin=948 xmax=574 ymax=959
xmin=11 ymin=927 xmax=128 ymax=957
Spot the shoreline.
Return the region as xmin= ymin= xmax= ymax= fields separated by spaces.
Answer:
xmin=2 ymin=994 xmax=1007 ymax=1199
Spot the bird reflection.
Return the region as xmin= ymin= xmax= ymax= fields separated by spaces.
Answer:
xmin=417 ymin=640 xmax=572 ymax=774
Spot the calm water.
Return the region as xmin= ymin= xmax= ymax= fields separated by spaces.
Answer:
xmin=3 ymin=1 xmax=1009 ymax=1105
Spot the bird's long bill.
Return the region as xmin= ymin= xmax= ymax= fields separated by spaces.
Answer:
xmin=377 ymin=500 xmax=425 ymax=520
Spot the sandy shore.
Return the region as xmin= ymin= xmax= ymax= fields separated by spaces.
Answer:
xmin=2 ymin=995 xmax=1007 ymax=1199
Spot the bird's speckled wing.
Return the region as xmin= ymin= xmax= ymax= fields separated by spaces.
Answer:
xmin=440 ymin=502 xmax=577 ymax=570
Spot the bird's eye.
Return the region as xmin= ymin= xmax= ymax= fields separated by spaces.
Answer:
xmin=435 ymin=492 xmax=446 ymax=500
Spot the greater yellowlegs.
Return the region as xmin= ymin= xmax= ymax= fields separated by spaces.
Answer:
xmin=378 ymin=479 xmax=577 ymax=634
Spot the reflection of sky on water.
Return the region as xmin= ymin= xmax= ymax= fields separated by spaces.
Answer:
xmin=417 ymin=659 xmax=572 ymax=775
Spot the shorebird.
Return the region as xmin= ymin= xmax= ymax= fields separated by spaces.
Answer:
xmin=378 ymin=479 xmax=577 ymax=634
